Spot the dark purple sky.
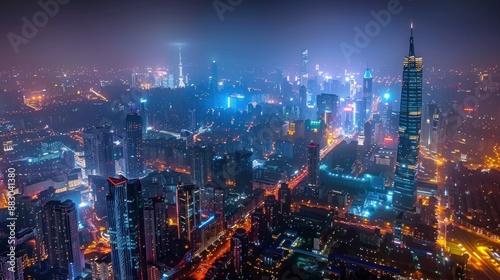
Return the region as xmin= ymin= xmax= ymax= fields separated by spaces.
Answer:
xmin=1 ymin=0 xmax=499 ymax=71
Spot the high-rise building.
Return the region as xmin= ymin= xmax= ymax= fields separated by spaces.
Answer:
xmin=299 ymin=85 xmax=308 ymax=119
xmin=176 ymin=183 xmax=201 ymax=242
xmin=189 ymin=145 xmax=214 ymax=188
xmin=362 ymin=68 xmax=373 ymax=124
xmin=16 ymin=195 xmax=45 ymax=262
xmin=107 ymin=176 xmax=147 ymax=280
xmin=139 ymin=98 xmax=149 ymax=138
xmin=300 ymin=49 xmax=309 ymax=86
xmin=264 ymin=195 xmax=277 ymax=229
xmin=231 ymin=228 xmax=249 ymax=277
xmin=277 ymin=182 xmax=291 ymax=220
xmin=250 ymin=208 xmax=266 ymax=247
xmin=210 ymin=60 xmax=218 ymax=92
xmin=143 ymin=197 xmax=168 ymax=263
xmin=307 ymin=142 xmax=320 ymax=197
xmin=392 ymin=25 xmax=423 ymax=212
xmin=43 ymin=200 xmax=83 ymax=279
xmin=125 ymin=114 xmax=144 ymax=179
xmin=316 ymin=93 xmax=339 ymax=129
xmin=364 ymin=120 xmax=373 ymax=150
xmin=83 ymin=126 xmax=115 ymax=177
xmin=224 ymin=150 xmax=253 ymax=195
xmin=421 ymin=103 xmax=441 ymax=154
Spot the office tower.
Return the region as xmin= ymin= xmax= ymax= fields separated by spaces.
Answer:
xmin=178 ymin=46 xmax=185 ymax=88
xmin=278 ymin=182 xmax=291 ymax=219
xmin=176 ymin=183 xmax=201 ymax=242
xmin=421 ymin=103 xmax=441 ymax=153
xmin=211 ymin=156 xmax=226 ymax=188
xmin=210 ymin=60 xmax=218 ymax=92
xmin=250 ymin=208 xmax=266 ymax=247
xmin=307 ymin=142 xmax=320 ymax=197
xmin=363 ymin=68 xmax=373 ymax=123
xmin=316 ymin=93 xmax=339 ymax=129
xmin=16 ymin=195 xmax=45 ymax=262
xmin=143 ymin=197 xmax=168 ymax=263
xmin=264 ymin=195 xmax=277 ymax=229
xmin=43 ymin=200 xmax=83 ymax=279
xmin=364 ymin=120 xmax=373 ymax=150
xmin=392 ymin=25 xmax=423 ymax=212
xmin=89 ymin=175 xmax=108 ymax=219
xmin=107 ymin=176 xmax=147 ymax=280
xmin=228 ymin=150 xmax=253 ymax=195
xmin=125 ymin=113 xmax=144 ymax=179
xmin=190 ymin=145 xmax=214 ymax=188
xmin=276 ymin=67 xmax=283 ymax=92
xmin=300 ymin=49 xmax=309 ymax=86
xmin=139 ymin=98 xmax=149 ymax=137
xmin=299 ymin=85 xmax=308 ymax=119
xmin=83 ymin=126 xmax=115 ymax=177
xmin=231 ymin=228 xmax=249 ymax=277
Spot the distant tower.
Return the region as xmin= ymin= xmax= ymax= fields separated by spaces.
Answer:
xmin=178 ymin=46 xmax=185 ymax=88
xmin=107 ymin=176 xmax=147 ymax=280
xmin=300 ymin=49 xmax=309 ymax=86
xmin=43 ymin=200 xmax=83 ymax=280
xmin=83 ymin=126 xmax=115 ymax=177
xmin=210 ymin=60 xmax=218 ymax=92
xmin=392 ymin=24 xmax=423 ymax=213
xmin=307 ymin=142 xmax=320 ymax=197
xmin=363 ymin=68 xmax=373 ymax=123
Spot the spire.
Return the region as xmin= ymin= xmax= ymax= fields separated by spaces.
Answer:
xmin=409 ymin=22 xmax=415 ymax=56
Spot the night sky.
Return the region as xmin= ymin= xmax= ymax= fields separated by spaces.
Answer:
xmin=1 ymin=0 xmax=499 ymax=72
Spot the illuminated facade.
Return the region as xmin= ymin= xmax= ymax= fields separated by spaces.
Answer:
xmin=106 ymin=176 xmax=147 ymax=280
xmin=124 ymin=113 xmax=144 ymax=179
xmin=392 ymin=26 xmax=423 ymax=212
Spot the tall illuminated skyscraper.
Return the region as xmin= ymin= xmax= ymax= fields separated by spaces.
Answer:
xmin=176 ymin=183 xmax=201 ymax=242
xmin=231 ymin=228 xmax=249 ymax=277
xmin=43 ymin=200 xmax=83 ymax=279
xmin=209 ymin=60 xmax=218 ymax=92
xmin=300 ymin=49 xmax=309 ymax=86
xmin=307 ymin=142 xmax=320 ymax=197
xmin=124 ymin=113 xmax=144 ymax=179
xmin=107 ymin=176 xmax=147 ymax=280
xmin=362 ymin=68 xmax=373 ymax=124
xmin=83 ymin=126 xmax=115 ymax=177
xmin=392 ymin=25 xmax=423 ymax=212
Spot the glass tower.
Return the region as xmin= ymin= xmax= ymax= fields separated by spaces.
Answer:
xmin=392 ymin=25 xmax=423 ymax=212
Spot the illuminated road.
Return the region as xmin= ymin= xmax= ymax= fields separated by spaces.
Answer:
xmin=286 ymin=134 xmax=356 ymax=191
xmin=186 ymin=214 xmax=253 ymax=280
xmin=447 ymin=225 xmax=500 ymax=279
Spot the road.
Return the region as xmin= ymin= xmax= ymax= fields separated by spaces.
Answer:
xmin=447 ymin=225 xmax=500 ymax=279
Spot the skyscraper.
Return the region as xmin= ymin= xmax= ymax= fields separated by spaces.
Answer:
xmin=316 ymin=93 xmax=339 ymax=130
xmin=264 ymin=195 xmax=277 ymax=229
xmin=139 ymin=98 xmax=149 ymax=138
xmin=307 ymin=142 xmax=320 ymax=197
xmin=231 ymin=228 xmax=249 ymax=277
xmin=143 ymin=196 xmax=168 ymax=263
xmin=300 ymin=49 xmax=309 ymax=86
xmin=83 ymin=126 xmax=115 ymax=177
xmin=250 ymin=208 xmax=266 ymax=247
xmin=277 ymin=182 xmax=291 ymax=220
xmin=362 ymin=68 xmax=373 ymax=124
xmin=189 ymin=145 xmax=214 ymax=188
xmin=176 ymin=183 xmax=201 ymax=242
xmin=210 ymin=60 xmax=218 ymax=92
xmin=43 ymin=200 xmax=83 ymax=279
xmin=392 ymin=25 xmax=423 ymax=212
xmin=125 ymin=113 xmax=144 ymax=179
xmin=107 ymin=176 xmax=147 ymax=280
